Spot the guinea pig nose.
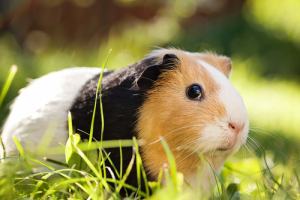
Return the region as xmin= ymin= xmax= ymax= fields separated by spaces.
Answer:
xmin=228 ymin=122 xmax=244 ymax=134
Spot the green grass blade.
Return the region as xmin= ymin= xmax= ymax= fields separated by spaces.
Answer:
xmin=160 ymin=137 xmax=177 ymax=189
xmin=0 ymin=65 xmax=17 ymax=109
xmin=88 ymin=49 xmax=112 ymax=153
xmin=0 ymin=136 xmax=6 ymax=158
xmin=44 ymin=139 xmax=137 ymax=156
xmin=30 ymin=172 xmax=53 ymax=199
xmin=115 ymin=146 xmax=135 ymax=195
xmin=68 ymin=111 xmax=74 ymax=138
xmin=133 ymin=136 xmax=149 ymax=196
xmin=157 ymin=168 xmax=163 ymax=190
xmin=13 ymin=136 xmax=30 ymax=168
xmin=99 ymin=49 xmax=112 ymax=142
xmin=37 ymin=119 xmax=58 ymax=155
xmin=100 ymin=149 xmax=106 ymax=180
xmin=72 ymin=142 xmax=115 ymax=198
xmin=25 ymin=157 xmax=55 ymax=170
xmin=43 ymin=157 xmax=69 ymax=167
xmin=256 ymin=180 xmax=262 ymax=200
xmin=58 ymin=172 xmax=90 ymax=195
xmin=119 ymin=140 xmax=123 ymax=178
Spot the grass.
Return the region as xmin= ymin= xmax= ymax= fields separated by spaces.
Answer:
xmin=1 ymin=50 xmax=300 ymax=199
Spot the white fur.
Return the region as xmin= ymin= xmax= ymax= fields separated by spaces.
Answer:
xmin=0 ymin=67 xmax=101 ymax=163
xmin=184 ymin=60 xmax=249 ymax=191
xmin=198 ymin=60 xmax=249 ymax=147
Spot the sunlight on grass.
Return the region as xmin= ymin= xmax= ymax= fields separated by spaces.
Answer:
xmin=231 ymin=57 xmax=300 ymax=140
xmin=1 ymin=31 xmax=300 ymax=199
xmin=1 ymin=55 xmax=300 ymax=199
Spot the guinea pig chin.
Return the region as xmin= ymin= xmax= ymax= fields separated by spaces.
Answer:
xmin=196 ymin=120 xmax=248 ymax=157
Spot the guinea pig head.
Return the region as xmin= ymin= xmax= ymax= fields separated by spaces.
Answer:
xmin=135 ymin=49 xmax=249 ymax=189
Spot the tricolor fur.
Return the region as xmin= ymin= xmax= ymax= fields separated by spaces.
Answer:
xmin=0 ymin=48 xmax=249 ymax=193
xmin=136 ymin=49 xmax=248 ymax=190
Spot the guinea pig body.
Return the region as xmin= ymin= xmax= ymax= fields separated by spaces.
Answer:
xmin=0 ymin=67 xmax=102 ymax=163
xmin=0 ymin=48 xmax=249 ymax=192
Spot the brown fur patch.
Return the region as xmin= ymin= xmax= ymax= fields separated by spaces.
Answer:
xmin=135 ymin=49 xmax=227 ymax=179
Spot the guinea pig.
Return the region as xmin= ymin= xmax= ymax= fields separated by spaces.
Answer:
xmin=0 ymin=48 xmax=249 ymax=193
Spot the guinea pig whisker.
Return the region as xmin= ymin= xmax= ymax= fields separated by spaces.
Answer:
xmin=241 ymin=145 xmax=247 ymax=157
xmin=247 ymin=138 xmax=263 ymax=156
xmin=249 ymin=114 xmax=277 ymax=121
xmin=174 ymin=139 xmax=200 ymax=159
xmin=190 ymin=106 xmax=215 ymax=118
xmin=247 ymin=134 xmax=261 ymax=146
xmin=190 ymin=157 xmax=200 ymax=168
xmin=177 ymin=139 xmax=214 ymax=164
xmin=248 ymin=111 xmax=278 ymax=122
xmin=235 ymin=77 xmax=265 ymax=93
xmin=249 ymin=126 xmax=282 ymax=141
xmin=173 ymin=139 xmax=199 ymax=152
xmin=248 ymin=129 xmax=273 ymax=146
xmin=149 ymin=124 xmax=204 ymax=145
xmin=177 ymin=147 xmax=201 ymax=165
xmin=210 ymin=139 xmax=222 ymax=156
xmin=243 ymin=143 xmax=256 ymax=160
xmin=247 ymin=136 xmax=263 ymax=155
xmin=246 ymin=85 xmax=278 ymax=113
xmin=245 ymin=143 xmax=255 ymax=156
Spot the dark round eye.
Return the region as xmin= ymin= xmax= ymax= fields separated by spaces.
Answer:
xmin=187 ymin=85 xmax=202 ymax=99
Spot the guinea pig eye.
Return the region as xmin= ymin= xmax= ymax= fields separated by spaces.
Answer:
xmin=187 ymin=85 xmax=202 ymax=100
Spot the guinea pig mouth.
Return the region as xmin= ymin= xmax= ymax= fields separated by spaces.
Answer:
xmin=217 ymin=148 xmax=230 ymax=151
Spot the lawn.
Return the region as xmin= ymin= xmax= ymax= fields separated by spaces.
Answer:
xmin=1 ymin=39 xmax=300 ymax=199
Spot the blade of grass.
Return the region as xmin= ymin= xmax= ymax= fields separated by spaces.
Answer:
xmin=0 ymin=65 xmax=17 ymax=109
xmin=30 ymin=172 xmax=53 ymax=199
xmin=43 ymin=157 xmax=69 ymax=167
xmin=13 ymin=136 xmax=30 ymax=168
xmin=0 ymin=136 xmax=6 ymax=158
xmin=73 ymin=142 xmax=114 ymax=198
xmin=78 ymin=129 xmax=121 ymax=179
xmin=105 ymin=178 xmax=147 ymax=197
xmin=37 ymin=119 xmax=58 ymax=155
xmin=78 ymin=129 xmax=122 ymax=184
xmin=88 ymin=49 xmax=112 ymax=154
xmin=119 ymin=140 xmax=123 ymax=178
xmin=114 ymin=146 xmax=135 ymax=196
xmin=58 ymin=172 xmax=90 ymax=195
xmin=100 ymin=149 xmax=106 ymax=180
xmin=256 ymin=180 xmax=262 ymax=200
xmin=133 ymin=136 xmax=149 ymax=196
xmin=157 ymin=168 xmax=163 ymax=190
xmin=99 ymin=49 xmax=112 ymax=143
xmin=45 ymin=139 xmax=137 ymax=155
xmin=25 ymin=157 xmax=55 ymax=170
xmin=68 ymin=111 xmax=74 ymax=139
xmin=119 ymin=140 xmax=129 ymax=196
xmin=160 ymin=137 xmax=177 ymax=189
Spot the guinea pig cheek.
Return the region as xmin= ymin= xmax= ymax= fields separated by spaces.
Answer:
xmin=196 ymin=60 xmax=249 ymax=156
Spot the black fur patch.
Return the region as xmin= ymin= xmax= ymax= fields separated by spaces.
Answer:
xmin=69 ymin=55 xmax=179 ymax=195
xmin=69 ymin=58 xmax=158 ymax=194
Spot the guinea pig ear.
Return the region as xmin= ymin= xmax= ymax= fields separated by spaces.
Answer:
xmin=161 ymin=53 xmax=179 ymax=68
xmin=221 ymin=56 xmax=232 ymax=78
xmin=137 ymin=54 xmax=179 ymax=90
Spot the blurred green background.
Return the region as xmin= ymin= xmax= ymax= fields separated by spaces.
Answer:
xmin=0 ymin=0 xmax=300 ymax=184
